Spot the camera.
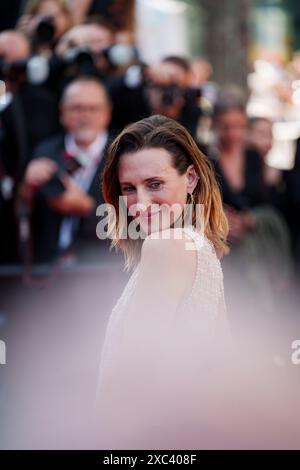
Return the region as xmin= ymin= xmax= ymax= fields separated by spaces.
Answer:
xmin=147 ymin=82 xmax=202 ymax=108
xmin=62 ymin=47 xmax=96 ymax=76
xmin=62 ymin=43 xmax=137 ymax=78
xmin=0 ymin=55 xmax=49 ymax=86
xmin=33 ymin=16 xmax=56 ymax=48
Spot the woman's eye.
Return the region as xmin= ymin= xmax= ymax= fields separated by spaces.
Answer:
xmin=149 ymin=182 xmax=161 ymax=190
xmin=122 ymin=187 xmax=135 ymax=193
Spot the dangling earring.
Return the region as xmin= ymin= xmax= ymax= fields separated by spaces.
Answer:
xmin=189 ymin=192 xmax=195 ymax=206
xmin=184 ymin=192 xmax=195 ymax=227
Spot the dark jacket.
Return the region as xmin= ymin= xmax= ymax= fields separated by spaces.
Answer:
xmin=30 ymin=133 xmax=112 ymax=263
xmin=212 ymin=149 xmax=266 ymax=211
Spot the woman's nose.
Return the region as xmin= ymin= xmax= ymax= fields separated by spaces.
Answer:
xmin=136 ymin=189 xmax=152 ymax=212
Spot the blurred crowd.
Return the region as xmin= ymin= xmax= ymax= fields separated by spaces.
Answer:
xmin=0 ymin=0 xmax=299 ymax=305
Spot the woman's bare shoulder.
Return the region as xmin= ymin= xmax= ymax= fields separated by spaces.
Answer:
xmin=140 ymin=228 xmax=197 ymax=285
xmin=126 ymin=229 xmax=199 ymax=319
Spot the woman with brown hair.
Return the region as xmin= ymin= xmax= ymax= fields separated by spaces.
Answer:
xmin=96 ymin=114 xmax=230 ymax=449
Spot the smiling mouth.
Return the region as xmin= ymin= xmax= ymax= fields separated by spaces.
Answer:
xmin=139 ymin=210 xmax=161 ymax=220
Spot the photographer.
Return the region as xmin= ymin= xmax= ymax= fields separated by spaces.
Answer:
xmin=51 ymin=18 xmax=137 ymax=95
xmin=0 ymin=30 xmax=60 ymax=264
xmin=0 ymin=30 xmax=59 ymax=154
xmin=19 ymin=77 xmax=112 ymax=263
xmin=108 ymin=55 xmax=202 ymax=138
xmin=17 ymin=0 xmax=73 ymax=55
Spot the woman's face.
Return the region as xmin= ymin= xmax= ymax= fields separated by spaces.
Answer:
xmin=118 ymin=147 xmax=198 ymax=235
xmin=216 ymin=109 xmax=247 ymax=149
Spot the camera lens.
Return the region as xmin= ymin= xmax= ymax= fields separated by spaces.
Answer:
xmin=35 ymin=16 xmax=55 ymax=44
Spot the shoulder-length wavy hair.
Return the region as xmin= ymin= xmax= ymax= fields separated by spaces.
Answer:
xmin=102 ymin=115 xmax=228 ymax=271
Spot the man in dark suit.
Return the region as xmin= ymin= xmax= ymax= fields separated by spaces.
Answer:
xmin=19 ymin=76 xmax=112 ymax=263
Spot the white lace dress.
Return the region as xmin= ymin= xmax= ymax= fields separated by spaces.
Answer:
xmin=96 ymin=225 xmax=228 ymax=448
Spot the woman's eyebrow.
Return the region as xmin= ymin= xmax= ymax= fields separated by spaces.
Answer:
xmin=120 ymin=176 xmax=163 ymax=185
xmin=143 ymin=176 xmax=163 ymax=182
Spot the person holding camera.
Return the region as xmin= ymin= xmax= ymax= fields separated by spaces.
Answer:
xmin=0 ymin=29 xmax=60 ymax=154
xmin=52 ymin=18 xmax=137 ymax=96
xmin=0 ymin=29 xmax=60 ymax=264
xmin=17 ymin=0 xmax=73 ymax=54
xmin=19 ymin=76 xmax=112 ymax=263
xmin=108 ymin=55 xmax=202 ymax=138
